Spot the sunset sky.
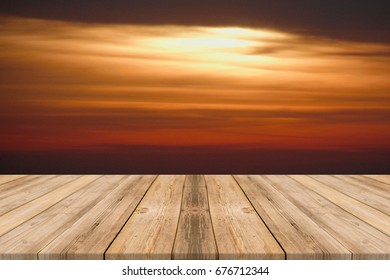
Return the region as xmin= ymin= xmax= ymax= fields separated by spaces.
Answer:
xmin=1 ymin=1 xmax=390 ymax=173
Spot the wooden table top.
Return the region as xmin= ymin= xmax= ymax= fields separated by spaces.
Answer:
xmin=0 ymin=175 xmax=389 ymax=260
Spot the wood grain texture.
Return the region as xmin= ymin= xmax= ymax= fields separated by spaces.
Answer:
xmin=346 ymin=175 xmax=390 ymax=193
xmin=291 ymin=175 xmax=390 ymax=236
xmin=0 ymin=175 xmax=124 ymax=259
xmin=184 ymin=174 xmax=206 ymax=187
xmin=311 ymin=175 xmax=390 ymax=215
xmin=105 ymin=175 xmax=186 ymax=260
xmin=0 ymin=175 xmax=26 ymax=186
xmin=205 ymin=175 xmax=285 ymax=260
xmin=172 ymin=175 xmax=218 ymax=260
xmin=0 ymin=175 xmax=80 ymax=216
xmin=39 ymin=175 xmax=156 ymax=260
xmin=0 ymin=175 xmax=101 ymax=237
xmin=363 ymin=175 xmax=390 ymax=186
xmin=0 ymin=175 xmax=57 ymax=201
xmin=234 ymin=175 xmax=350 ymax=259
xmin=275 ymin=175 xmax=390 ymax=259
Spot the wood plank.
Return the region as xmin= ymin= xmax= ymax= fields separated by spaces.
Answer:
xmin=105 ymin=175 xmax=186 ymax=260
xmin=350 ymin=175 xmax=390 ymax=192
xmin=363 ymin=175 xmax=390 ymax=186
xmin=0 ymin=175 xmax=127 ymax=260
xmin=0 ymin=175 xmax=26 ymax=186
xmin=39 ymin=175 xmax=156 ymax=260
xmin=332 ymin=175 xmax=390 ymax=198
xmin=184 ymin=174 xmax=206 ymax=187
xmin=0 ymin=175 xmax=81 ymax=216
xmin=0 ymin=175 xmax=101 ymax=237
xmin=270 ymin=175 xmax=390 ymax=259
xmin=291 ymin=175 xmax=390 ymax=236
xmin=205 ymin=175 xmax=284 ymax=260
xmin=234 ymin=175 xmax=351 ymax=259
xmin=0 ymin=175 xmax=56 ymax=197
xmin=172 ymin=175 xmax=218 ymax=260
xmin=311 ymin=175 xmax=390 ymax=215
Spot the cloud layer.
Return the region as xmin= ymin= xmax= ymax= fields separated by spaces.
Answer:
xmin=1 ymin=1 xmax=390 ymax=42
xmin=0 ymin=16 xmax=389 ymax=172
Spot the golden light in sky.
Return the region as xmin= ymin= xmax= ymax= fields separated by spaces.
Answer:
xmin=0 ymin=16 xmax=390 ymax=172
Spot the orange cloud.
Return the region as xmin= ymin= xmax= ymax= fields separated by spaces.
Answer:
xmin=0 ymin=16 xmax=389 ymax=155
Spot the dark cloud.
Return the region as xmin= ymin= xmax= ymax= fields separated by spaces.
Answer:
xmin=323 ymin=51 xmax=390 ymax=57
xmin=1 ymin=147 xmax=389 ymax=174
xmin=1 ymin=1 xmax=390 ymax=42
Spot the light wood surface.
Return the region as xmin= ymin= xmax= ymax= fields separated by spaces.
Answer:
xmin=105 ymin=175 xmax=185 ymax=260
xmin=364 ymin=175 xmax=390 ymax=186
xmin=39 ymin=175 xmax=156 ymax=260
xmin=205 ymin=175 xmax=284 ymax=259
xmin=0 ymin=175 xmax=80 ymax=216
xmin=172 ymin=175 xmax=218 ymax=259
xmin=0 ymin=175 xmax=101 ymax=237
xmin=0 ymin=175 xmax=389 ymax=260
xmin=0 ymin=175 xmax=56 ymax=199
xmin=234 ymin=175 xmax=350 ymax=259
xmin=275 ymin=175 xmax=390 ymax=259
xmin=0 ymin=175 xmax=124 ymax=259
xmin=291 ymin=175 xmax=390 ymax=236
xmin=0 ymin=175 xmax=26 ymax=186
xmin=310 ymin=175 xmax=390 ymax=215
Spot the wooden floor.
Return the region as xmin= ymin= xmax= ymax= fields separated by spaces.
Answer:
xmin=0 ymin=175 xmax=389 ymax=260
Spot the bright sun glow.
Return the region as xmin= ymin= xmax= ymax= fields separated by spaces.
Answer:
xmin=160 ymin=37 xmax=255 ymax=50
xmin=134 ymin=27 xmax=280 ymax=74
xmin=141 ymin=27 xmax=271 ymax=51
